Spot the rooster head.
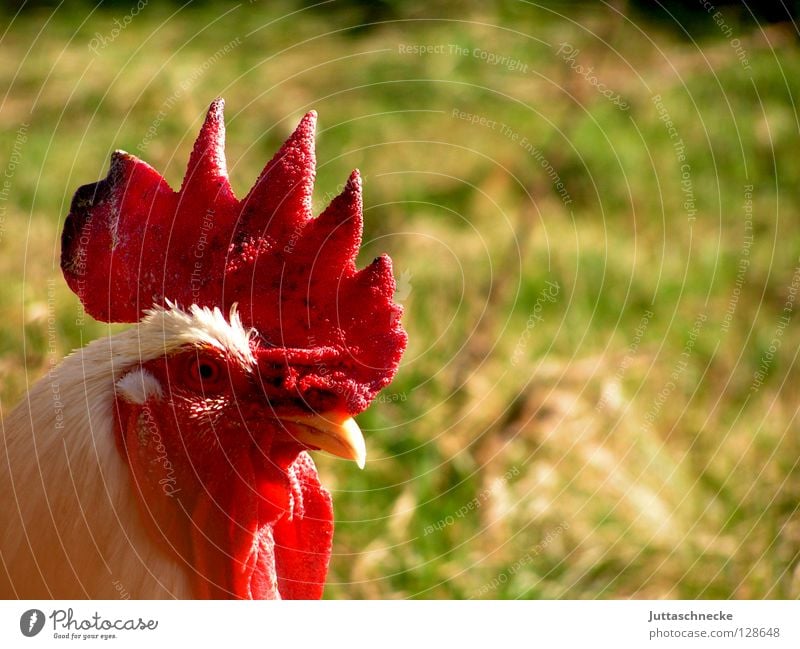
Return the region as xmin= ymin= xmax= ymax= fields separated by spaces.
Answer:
xmin=60 ymin=100 xmax=407 ymax=599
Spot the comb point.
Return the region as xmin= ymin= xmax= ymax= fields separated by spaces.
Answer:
xmin=181 ymin=99 xmax=232 ymax=199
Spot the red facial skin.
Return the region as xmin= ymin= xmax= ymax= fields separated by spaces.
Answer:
xmin=113 ymin=345 xmax=334 ymax=599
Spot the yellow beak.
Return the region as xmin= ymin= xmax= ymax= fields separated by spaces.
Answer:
xmin=279 ymin=412 xmax=366 ymax=469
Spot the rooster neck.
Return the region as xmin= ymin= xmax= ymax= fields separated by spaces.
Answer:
xmin=0 ymin=338 xmax=193 ymax=598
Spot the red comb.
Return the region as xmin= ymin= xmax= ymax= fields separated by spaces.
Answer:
xmin=61 ymin=99 xmax=407 ymax=413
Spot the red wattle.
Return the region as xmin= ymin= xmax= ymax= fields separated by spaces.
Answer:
xmin=117 ymin=396 xmax=333 ymax=600
xmin=189 ymin=449 xmax=332 ymax=599
xmin=273 ymin=452 xmax=333 ymax=599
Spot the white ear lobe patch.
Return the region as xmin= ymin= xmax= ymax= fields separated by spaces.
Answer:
xmin=116 ymin=368 xmax=164 ymax=404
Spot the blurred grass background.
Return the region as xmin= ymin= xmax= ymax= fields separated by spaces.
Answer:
xmin=2 ymin=0 xmax=800 ymax=598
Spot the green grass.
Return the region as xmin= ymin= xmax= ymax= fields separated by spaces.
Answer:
xmin=2 ymin=1 xmax=800 ymax=599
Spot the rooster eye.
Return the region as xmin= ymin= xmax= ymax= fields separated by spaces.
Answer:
xmin=184 ymin=354 xmax=226 ymax=392
xmin=198 ymin=362 xmax=217 ymax=380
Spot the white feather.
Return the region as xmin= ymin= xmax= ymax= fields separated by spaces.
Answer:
xmin=116 ymin=369 xmax=163 ymax=405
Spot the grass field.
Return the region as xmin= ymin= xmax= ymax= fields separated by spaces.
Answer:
xmin=2 ymin=1 xmax=800 ymax=599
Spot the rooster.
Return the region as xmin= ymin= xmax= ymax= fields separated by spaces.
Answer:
xmin=0 ymin=99 xmax=406 ymax=599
